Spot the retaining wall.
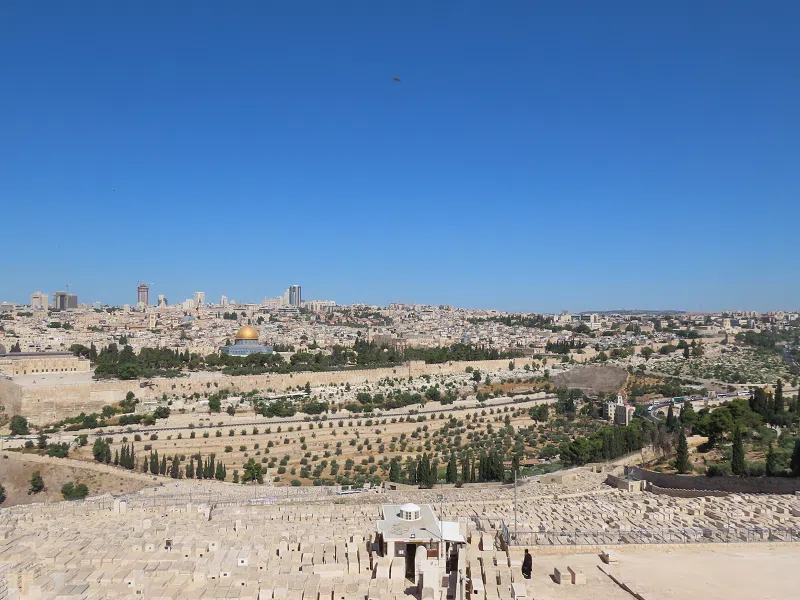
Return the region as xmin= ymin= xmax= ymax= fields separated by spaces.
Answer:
xmin=626 ymin=466 xmax=800 ymax=494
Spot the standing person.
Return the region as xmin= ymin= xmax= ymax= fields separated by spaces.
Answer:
xmin=522 ymin=548 xmax=532 ymax=579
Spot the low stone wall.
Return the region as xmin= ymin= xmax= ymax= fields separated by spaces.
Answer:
xmin=647 ymin=484 xmax=727 ymax=498
xmin=627 ymin=467 xmax=800 ymax=494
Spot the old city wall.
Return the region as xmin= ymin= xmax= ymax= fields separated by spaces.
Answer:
xmin=0 ymin=377 xmax=22 ymax=418
xmin=11 ymin=357 xmax=540 ymax=425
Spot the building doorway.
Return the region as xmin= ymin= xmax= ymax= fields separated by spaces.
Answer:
xmin=405 ymin=543 xmax=416 ymax=579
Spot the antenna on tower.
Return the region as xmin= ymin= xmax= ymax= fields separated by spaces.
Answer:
xmin=65 ymin=283 xmax=72 ymax=293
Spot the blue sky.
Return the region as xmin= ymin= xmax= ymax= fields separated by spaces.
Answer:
xmin=1 ymin=2 xmax=798 ymax=312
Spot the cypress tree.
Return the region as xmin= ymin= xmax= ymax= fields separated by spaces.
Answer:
xmin=766 ymin=441 xmax=779 ymax=477
xmin=775 ymin=379 xmax=784 ymax=414
xmin=731 ymin=425 xmax=746 ymax=477
xmin=160 ymin=456 xmax=167 ymax=475
xmin=197 ymin=454 xmax=203 ymax=480
xmin=666 ymin=405 xmax=677 ymax=431
xmin=150 ymin=451 xmax=158 ymax=475
xmin=104 ymin=445 xmax=112 ymax=464
xmin=446 ymin=454 xmax=458 ymax=484
xmin=389 ymin=459 xmax=401 ymax=483
xmin=170 ymin=455 xmax=179 ymax=479
xmin=114 ymin=449 xmax=119 ymax=466
xmin=791 ymin=439 xmax=800 ymax=477
xmin=186 ymin=458 xmax=194 ymax=479
xmin=142 ymin=456 xmax=149 ymax=473
xmin=675 ymin=429 xmax=690 ymax=474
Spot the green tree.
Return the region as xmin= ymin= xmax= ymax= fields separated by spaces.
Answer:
xmin=679 ymin=400 xmax=697 ymax=431
xmin=242 ymin=458 xmax=263 ymax=483
xmin=61 ymin=481 xmax=89 ymax=500
xmin=446 ymin=454 xmax=458 ymax=484
xmin=774 ymin=379 xmax=784 ymax=414
xmin=170 ymin=455 xmax=180 ymax=479
xmin=683 ymin=346 xmax=690 ymax=359
xmin=92 ymin=438 xmax=109 ymax=462
xmin=675 ymin=429 xmax=690 ymax=474
xmin=666 ymin=405 xmax=677 ymax=431
xmin=209 ymin=397 xmax=221 ymax=412
xmin=160 ymin=455 xmax=167 ymax=476
xmin=791 ymin=439 xmax=800 ymax=477
xmin=10 ymin=415 xmax=29 ymax=436
xmin=29 ymin=471 xmax=44 ymax=494
xmin=0 ymin=482 xmax=5 ymax=505
xmin=640 ymin=346 xmax=654 ymax=361
xmin=389 ymin=459 xmax=401 ymax=483
xmin=766 ymin=441 xmax=779 ymax=477
xmin=731 ymin=425 xmax=746 ymax=477
xmin=185 ymin=458 xmax=195 ymax=479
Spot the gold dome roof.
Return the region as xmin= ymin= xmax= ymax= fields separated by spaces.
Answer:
xmin=235 ymin=325 xmax=260 ymax=340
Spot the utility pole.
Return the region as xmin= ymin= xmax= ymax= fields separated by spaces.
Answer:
xmin=513 ymin=470 xmax=518 ymax=544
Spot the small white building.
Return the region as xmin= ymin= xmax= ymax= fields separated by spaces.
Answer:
xmin=375 ymin=503 xmax=465 ymax=591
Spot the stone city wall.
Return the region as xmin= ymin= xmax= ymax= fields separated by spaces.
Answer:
xmin=626 ymin=466 xmax=800 ymax=495
xmin=6 ymin=357 xmax=540 ymax=425
xmin=0 ymin=377 xmax=22 ymax=418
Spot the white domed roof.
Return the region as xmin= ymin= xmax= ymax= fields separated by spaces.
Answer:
xmin=400 ymin=503 xmax=420 ymax=513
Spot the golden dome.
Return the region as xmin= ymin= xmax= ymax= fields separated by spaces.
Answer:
xmin=235 ymin=325 xmax=260 ymax=341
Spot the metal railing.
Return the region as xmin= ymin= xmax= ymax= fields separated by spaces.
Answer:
xmin=504 ymin=526 xmax=800 ymax=546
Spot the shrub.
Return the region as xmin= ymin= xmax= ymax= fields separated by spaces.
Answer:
xmin=706 ymin=462 xmax=733 ymax=477
xmin=61 ymin=481 xmax=89 ymax=500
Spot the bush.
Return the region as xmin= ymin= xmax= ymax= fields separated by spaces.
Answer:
xmin=706 ymin=462 xmax=733 ymax=477
xmin=745 ymin=461 xmax=766 ymax=477
xmin=291 ymin=479 xmax=301 ymax=486
xmin=46 ymin=443 xmax=70 ymax=458
xmin=150 ymin=434 xmax=158 ymax=441
xmin=134 ymin=434 xmax=142 ymax=442
xmin=225 ymin=446 xmax=233 ymax=453
xmin=10 ymin=415 xmax=30 ymax=436
xmin=61 ymin=481 xmax=89 ymax=500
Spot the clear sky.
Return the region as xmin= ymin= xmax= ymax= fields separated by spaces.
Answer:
xmin=2 ymin=2 xmax=798 ymax=313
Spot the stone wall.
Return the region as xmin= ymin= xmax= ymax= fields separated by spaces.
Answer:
xmin=0 ymin=377 xmax=22 ymax=418
xmin=647 ymin=484 xmax=727 ymax=498
xmin=626 ymin=466 xmax=800 ymax=494
xmin=4 ymin=357 xmax=540 ymax=425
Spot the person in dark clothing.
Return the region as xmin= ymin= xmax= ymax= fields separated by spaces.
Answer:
xmin=522 ymin=548 xmax=532 ymax=579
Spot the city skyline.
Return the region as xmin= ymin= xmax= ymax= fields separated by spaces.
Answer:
xmin=3 ymin=279 xmax=799 ymax=315
xmin=2 ymin=3 xmax=799 ymax=313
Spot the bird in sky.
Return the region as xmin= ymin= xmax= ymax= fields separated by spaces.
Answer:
xmin=392 ymin=75 xmax=401 ymax=83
